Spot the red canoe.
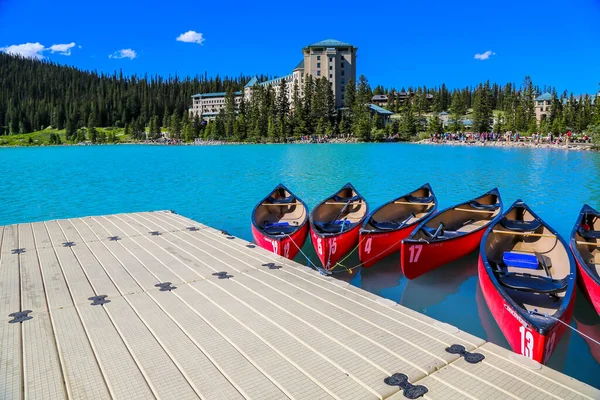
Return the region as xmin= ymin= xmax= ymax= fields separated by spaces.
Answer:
xmin=479 ymin=200 xmax=576 ymax=364
xmin=251 ymin=184 xmax=309 ymax=259
xmin=400 ymin=188 xmax=502 ymax=279
xmin=309 ymin=183 xmax=368 ymax=270
xmin=570 ymin=204 xmax=600 ymax=315
xmin=359 ymin=183 xmax=437 ymax=268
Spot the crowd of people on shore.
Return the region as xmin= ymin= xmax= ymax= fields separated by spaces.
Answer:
xmin=429 ymin=131 xmax=592 ymax=145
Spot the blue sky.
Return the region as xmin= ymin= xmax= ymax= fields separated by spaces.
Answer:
xmin=1 ymin=0 xmax=599 ymax=94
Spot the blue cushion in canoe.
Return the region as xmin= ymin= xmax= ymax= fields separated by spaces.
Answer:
xmin=314 ymin=220 xmax=352 ymax=233
xmin=265 ymin=222 xmax=290 ymax=228
xmin=333 ymin=195 xmax=361 ymax=203
xmin=503 ymin=252 xmax=539 ymax=269
xmin=578 ymin=227 xmax=600 ymax=239
xmin=266 ymin=196 xmax=295 ymax=204
xmin=405 ymin=195 xmax=434 ymax=204
xmin=498 ymin=273 xmax=568 ymax=294
xmin=371 ymin=220 xmax=402 ymax=230
xmin=500 ymin=218 xmax=541 ymax=232
xmin=469 ymin=201 xmax=500 ymax=211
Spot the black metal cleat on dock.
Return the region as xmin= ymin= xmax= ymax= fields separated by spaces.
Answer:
xmin=149 ymin=231 xmax=161 ymax=236
xmin=89 ymin=295 xmax=110 ymax=306
xmin=262 ymin=263 xmax=282 ymax=270
xmin=11 ymin=248 xmax=25 ymax=254
xmin=212 ymin=271 xmax=233 ymax=279
xmin=155 ymin=282 xmax=177 ymax=291
xmin=384 ymin=373 xmax=428 ymax=399
xmin=63 ymin=241 xmax=76 ymax=247
xmin=445 ymin=344 xmax=485 ymax=364
xmin=8 ymin=310 xmax=33 ymax=323
xmin=186 ymin=227 xmax=199 ymax=231
xmin=108 ymin=236 xmax=121 ymax=241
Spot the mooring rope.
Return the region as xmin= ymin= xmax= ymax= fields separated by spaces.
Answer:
xmin=282 ymin=232 xmax=406 ymax=276
xmin=528 ymin=310 xmax=600 ymax=347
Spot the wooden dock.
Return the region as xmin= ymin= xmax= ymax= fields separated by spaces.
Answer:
xmin=0 ymin=210 xmax=598 ymax=400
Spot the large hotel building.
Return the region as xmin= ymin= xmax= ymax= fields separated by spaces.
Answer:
xmin=190 ymin=39 xmax=357 ymax=120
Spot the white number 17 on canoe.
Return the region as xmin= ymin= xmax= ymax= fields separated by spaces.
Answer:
xmin=408 ymin=245 xmax=423 ymax=263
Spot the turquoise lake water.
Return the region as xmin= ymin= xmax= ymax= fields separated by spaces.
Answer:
xmin=1 ymin=143 xmax=599 ymax=387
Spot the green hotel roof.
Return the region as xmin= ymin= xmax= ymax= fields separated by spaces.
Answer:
xmin=305 ymin=39 xmax=355 ymax=48
xmin=535 ymin=93 xmax=553 ymax=101
xmin=244 ymin=77 xmax=259 ymax=88
xmin=294 ymin=60 xmax=304 ymax=70
xmin=368 ymin=104 xmax=393 ymax=115
xmin=192 ymin=91 xmax=242 ymax=98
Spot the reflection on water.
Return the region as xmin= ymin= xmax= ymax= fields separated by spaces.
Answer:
xmin=0 ymin=143 xmax=599 ymax=388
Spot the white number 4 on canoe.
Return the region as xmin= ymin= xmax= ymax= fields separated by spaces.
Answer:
xmin=408 ymin=245 xmax=423 ymax=263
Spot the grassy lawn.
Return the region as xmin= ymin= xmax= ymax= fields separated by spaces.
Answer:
xmin=0 ymin=127 xmax=131 ymax=146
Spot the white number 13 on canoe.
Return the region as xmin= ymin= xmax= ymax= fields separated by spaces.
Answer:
xmin=408 ymin=245 xmax=423 ymax=263
xmin=519 ymin=325 xmax=534 ymax=359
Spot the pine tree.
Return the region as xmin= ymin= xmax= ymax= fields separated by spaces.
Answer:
xmin=276 ymin=78 xmax=289 ymax=141
xmin=472 ymin=82 xmax=493 ymax=132
xmin=353 ymin=75 xmax=372 ymax=141
xmin=223 ymin=86 xmax=237 ymax=139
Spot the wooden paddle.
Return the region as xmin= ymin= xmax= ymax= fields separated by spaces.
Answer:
xmin=265 ymin=202 xmax=301 ymax=206
xmin=493 ymin=230 xmax=556 ymax=238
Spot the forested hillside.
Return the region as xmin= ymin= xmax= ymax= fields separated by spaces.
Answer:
xmin=1 ymin=52 xmax=599 ymax=144
xmin=0 ymin=52 xmax=267 ymax=135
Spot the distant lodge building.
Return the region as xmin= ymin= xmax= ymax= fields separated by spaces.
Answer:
xmin=189 ymin=39 xmax=393 ymax=124
xmin=190 ymin=39 xmax=357 ymax=120
xmin=535 ymin=92 xmax=598 ymax=123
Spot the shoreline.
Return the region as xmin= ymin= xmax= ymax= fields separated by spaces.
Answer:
xmin=416 ymin=139 xmax=595 ymax=151
xmin=0 ymin=138 xmax=596 ymax=151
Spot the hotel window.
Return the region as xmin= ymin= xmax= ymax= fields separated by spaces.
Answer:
xmin=317 ymin=71 xmax=321 ymax=76
xmin=341 ymin=71 xmax=344 ymax=76
xmin=317 ymin=56 xmax=320 ymax=60
xmin=329 ymin=57 xmax=332 ymax=62
xmin=329 ymin=74 xmax=332 ymax=78
xmin=317 ymin=62 xmax=320 ymax=68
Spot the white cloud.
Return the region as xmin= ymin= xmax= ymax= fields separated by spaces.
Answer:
xmin=48 ymin=42 xmax=76 ymax=55
xmin=109 ymin=48 xmax=137 ymax=60
xmin=0 ymin=41 xmax=80 ymax=58
xmin=176 ymin=30 xmax=205 ymax=45
xmin=0 ymin=42 xmax=46 ymax=59
xmin=474 ymin=50 xmax=496 ymax=61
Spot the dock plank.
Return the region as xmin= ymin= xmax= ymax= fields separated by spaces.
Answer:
xmin=46 ymin=223 xmax=155 ymax=399
xmin=0 ymin=225 xmax=22 ymax=400
xmin=147 ymin=288 xmax=290 ymax=399
xmin=18 ymin=223 xmax=67 ymax=399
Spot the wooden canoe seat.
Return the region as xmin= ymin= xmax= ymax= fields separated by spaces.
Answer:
xmin=497 ymin=273 xmax=568 ymax=294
